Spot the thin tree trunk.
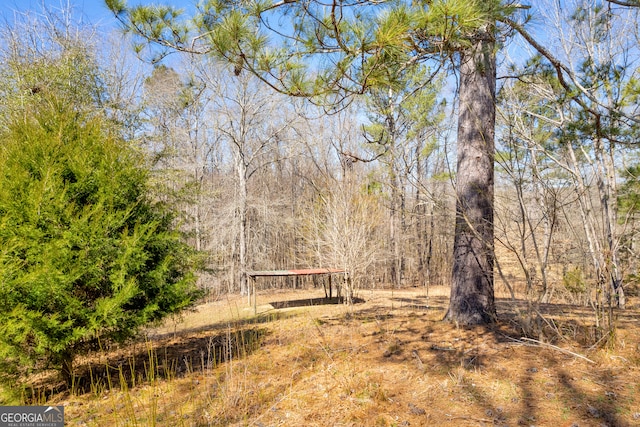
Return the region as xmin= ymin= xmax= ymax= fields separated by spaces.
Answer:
xmin=194 ymin=198 xmax=202 ymax=252
xmin=387 ymin=89 xmax=403 ymax=289
xmin=426 ymin=205 xmax=435 ymax=285
xmin=529 ymin=149 xmax=555 ymax=303
xmin=446 ymin=34 xmax=497 ymax=325
xmin=60 ymin=349 xmax=74 ymax=388
xmin=415 ymin=148 xmax=427 ymax=284
xmin=397 ymin=174 xmax=406 ymax=287
xmin=390 ymin=170 xmax=401 ymax=288
xmin=595 ymin=137 xmax=625 ymax=308
xmin=236 ymin=154 xmax=248 ymax=296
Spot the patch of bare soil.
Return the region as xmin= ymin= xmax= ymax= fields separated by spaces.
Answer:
xmin=55 ymin=287 xmax=640 ymax=426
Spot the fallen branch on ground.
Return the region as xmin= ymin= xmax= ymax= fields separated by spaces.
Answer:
xmin=518 ymin=337 xmax=596 ymax=364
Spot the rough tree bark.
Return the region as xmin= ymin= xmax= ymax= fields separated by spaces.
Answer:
xmin=445 ymin=34 xmax=497 ymax=324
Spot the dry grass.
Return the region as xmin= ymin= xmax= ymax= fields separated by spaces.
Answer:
xmin=44 ymin=286 xmax=640 ymax=426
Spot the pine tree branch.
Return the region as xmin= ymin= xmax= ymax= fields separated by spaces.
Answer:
xmin=605 ymin=0 xmax=640 ymax=7
xmin=499 ymin=15 xmax=640 ymax=128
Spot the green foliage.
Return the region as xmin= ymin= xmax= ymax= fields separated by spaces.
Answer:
xmin=362 ymin=64 xmax=444 ymax=158
xmin=105 ymin=0 xmax=127 ymax=15
xmin=618 ymin=164 xmax=640 ymax=216
xmin=107 ymin=0 xmax=517 ymax=100
xmin=0 ymin=98 xmax=201 ymax=390
xmin=420 ymin=0 xmax=495 ymax=48
xmin=563 ymin=267 xmax=587 ymax=296
xmin=0 ymin=28 xmax=105 ymax=131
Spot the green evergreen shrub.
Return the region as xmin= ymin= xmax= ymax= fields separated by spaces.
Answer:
xmin=0 ymin=99 xmax=201 ymax=392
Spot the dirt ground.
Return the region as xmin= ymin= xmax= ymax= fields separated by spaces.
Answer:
xmin=56 ymin=286 xmax=640 ymax=426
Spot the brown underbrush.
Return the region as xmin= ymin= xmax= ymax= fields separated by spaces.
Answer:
xmin=33 ymin=287 xmax=640 ymax=426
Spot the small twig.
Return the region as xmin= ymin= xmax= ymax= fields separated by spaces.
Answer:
xmin=588 ymin=332 xmax=613 ymax=351
xmin=609 ymin=355 xmax=629 ymax=363
xmin=518 ymin=337 xmax=596 ymax=364
xmin=412 ymin=350 xmax=424 ymax=370
xmin=446 ymin=415 xmax=493 ymax=423
xmin=430 ymin=345 xmax=456 ymax=351
xmin=249 ymin=389 xmax=296 ymax=426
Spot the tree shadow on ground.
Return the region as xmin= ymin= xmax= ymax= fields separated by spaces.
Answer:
xmin=269 ymin=296 xmax=364 ymax=309
xmin=496 ymin=298 xmax=639 ymax=326
xmin=29 ymin=327 xmax=269 ymax=399
xmin=364 ymin=297 xmax=638 ymax=426
xmin=389 ymin=295 xmax=449 ymax=311
xmin=151 ymin=309 xmax=297 ymax=339
xmin=495 ymin=297 xmax=639 ymax=346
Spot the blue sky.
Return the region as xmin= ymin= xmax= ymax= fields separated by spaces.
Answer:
xmin=0 ymin=1 xmax=115 ymax=28
xmin=0 ymin=0 xmax=196 ymax=32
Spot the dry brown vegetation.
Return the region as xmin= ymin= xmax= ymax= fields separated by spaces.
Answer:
xmin=43 ymin=286 xmax=640 ymax=426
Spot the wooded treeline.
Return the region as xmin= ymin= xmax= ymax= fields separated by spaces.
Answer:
xmin=132 ymin=2 xmax=640 ymax=312
xmin=3 ymin=1 xmax=640 ymax=307
xmin=139 ymin=57 xmax=454 ymax=299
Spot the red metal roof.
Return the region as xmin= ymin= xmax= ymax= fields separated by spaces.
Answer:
xmin=247 ymin=268 xmax=345 ymax=277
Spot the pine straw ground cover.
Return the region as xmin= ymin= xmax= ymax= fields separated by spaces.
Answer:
xmin=46 ymin=287 xmax=640 ymax=426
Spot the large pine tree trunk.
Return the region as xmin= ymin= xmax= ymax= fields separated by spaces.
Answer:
xmin=445 ymin=34 xmax=497 ymax=325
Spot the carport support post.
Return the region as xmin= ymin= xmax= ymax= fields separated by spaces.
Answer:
xmin=252 ymin=276 xmax=257 ymax=315
xmin=329 ymin=274 xmax=333 ymax=299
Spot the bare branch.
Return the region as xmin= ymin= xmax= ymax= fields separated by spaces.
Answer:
xmin=499 ymin=15 xmax=640 ymax=127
